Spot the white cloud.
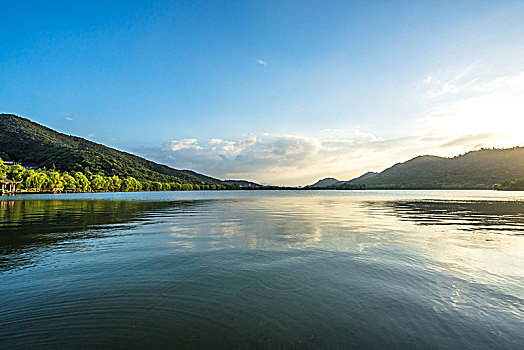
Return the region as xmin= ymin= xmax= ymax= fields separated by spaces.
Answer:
xmin=65 ymin=116 xmax=74 ymax=121
xmin=208 ymin=135 xmax=258 ymax=154
xmin=87 ymin=133 xmax=95 ymax=138
xmin=136 ymin=128 xmax=493 ymax=186
xmin=256 ymin=59 xmax=267 ymax=66
xmin=164 ymin=138 xmax=202 ymax=151
xmin=133 ymin=67 xmax=524 ymax=186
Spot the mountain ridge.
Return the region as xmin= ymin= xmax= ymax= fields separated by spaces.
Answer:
xmin=308 ymin=148 xmax=524 ymax=189
xmin=0 ymin=114 xmax=259 ymax=186
xmin=306 ymin=177 xmax=345 ymax=188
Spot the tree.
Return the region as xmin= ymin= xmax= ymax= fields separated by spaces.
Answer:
xmin=25 ymin=171 xmax=49 ymax=190
xmin=47 ymin=170 xmax=63 ymax=189
xmin=90 ymin=174 xmax=108 ymax=192
xmin=121 ymin=177 xmax=141 ymax=192
xmin=0 ymin=158 xmax=7 ymax=179
xmin=180 ymin=183 xmax=193 ymax=191
xmin=111 ymin=175 xmax=122 ymax=191
xmin=61 ymin=172 xmax=76 ymax=189
xmin=8 ymin=164 xmax=26 ymax=182
xmin=74 ymin=172 xmax=90 ymax=192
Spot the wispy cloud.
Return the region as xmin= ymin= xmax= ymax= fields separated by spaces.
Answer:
xmin=418 ymin=69 xmax=524 ymax=146
xmin=65 ymin=116 xmax=74 ymax=121
xmin=422 ymin=64 xmax=480 ymax=97
xmin=439 ymin=133 xmax=499 ymax=149
xmin=87 ymin=133 xmax=95 ymax=138
xmin=256 ymin=59 xmax=267 ymax=66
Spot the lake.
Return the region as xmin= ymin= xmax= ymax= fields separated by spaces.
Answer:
xmin=1 ymin=190 xmax=523 ymax=349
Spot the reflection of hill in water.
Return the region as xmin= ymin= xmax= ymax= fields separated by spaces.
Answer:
xmin=0 ymin=200 xmax=203 ymax=271
xmin=365 ymin=200 xmax=524 ymax=235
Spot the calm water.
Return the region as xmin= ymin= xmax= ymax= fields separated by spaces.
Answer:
xmin=1 ymin=190 xmax=523 ymax=349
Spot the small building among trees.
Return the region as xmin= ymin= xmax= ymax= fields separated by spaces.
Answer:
xmin=0 ymin=178 xmax=21 ymax=194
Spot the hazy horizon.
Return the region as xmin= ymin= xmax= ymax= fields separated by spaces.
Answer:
xmin=2 ymin=1 xmax=524 ymax=186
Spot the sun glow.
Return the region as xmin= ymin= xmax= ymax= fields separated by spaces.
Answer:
xmin=420 ymin=71 xmax=524 ymax=149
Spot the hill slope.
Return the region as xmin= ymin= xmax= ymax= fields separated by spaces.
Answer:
xmin=306 ymin=177 xmax=344 ymax=188
xmin=0 ymin=114 xmax=222 ymax=184
xmin=346 ymin=171 xmax=378 ymax=184
xmin=349 ymin=148 xmax=524 ymax=189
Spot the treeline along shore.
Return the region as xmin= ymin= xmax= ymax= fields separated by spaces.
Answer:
xmin=0 ymin=158 xmax=296 ymax=194
xmin=2 ymin=114 xmax=524 ymax=193
xmin=2 ymin=156 xmax=524 ymax=195
xmin=0 ymin=158 xmax=222 ymax=193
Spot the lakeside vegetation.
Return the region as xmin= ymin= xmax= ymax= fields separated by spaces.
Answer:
xmin=333 ymin=183 xmax=367 ymax=190
xmin=0 ymin=114 xmax=272 ymax=191
xmin=0 ymin=114 xmax=224 ymax=185
xmin=492 ymin=178 xmax=524 ymax=191
xmin=3 ymin=114 xmax=524 ymax=192
xmin=0 ymin=158 xmax=297 ymax=192
xmin=303 ymin=182 xmax=367 ymax=190
xmin=0 ymin=158 xmax=229 ymax=192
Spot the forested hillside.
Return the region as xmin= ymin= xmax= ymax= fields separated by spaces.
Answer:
xmin=0 ymin=114 xmax=221 ymax=185
xmin=349 ymin=148 xmax=524 ymax=189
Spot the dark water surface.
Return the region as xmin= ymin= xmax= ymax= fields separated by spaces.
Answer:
xmin=1 ymin=190 xmax=523 ymax=349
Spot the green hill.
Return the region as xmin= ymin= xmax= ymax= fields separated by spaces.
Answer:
xmin=305 ymin=177 xmax=345 ymax=188
xmin=348 ymin=148 xmax=524 ymax=189
xmin=0 ymin=114 xmax=222 ymax=185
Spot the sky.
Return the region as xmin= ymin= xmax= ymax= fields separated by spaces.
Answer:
xmin=2 ymin=0 xmax=524 ymax=186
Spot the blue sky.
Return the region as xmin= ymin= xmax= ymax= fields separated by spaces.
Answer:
xmin=2 ymin=1 xmax=524 ymax=185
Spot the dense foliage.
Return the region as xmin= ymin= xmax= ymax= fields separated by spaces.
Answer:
xmin=0 ymin=114 xmax=223 ymax=185
xmin=333 ymin=183 xmax=367 ymax=190
xmin=348 ymin=148 xmax=524 ymax=189
xmin=492 ymin=178 xmax=524 ymax=191
xmin=0 ymin=158 xmax=227 ymax=192
xmin=303 ymin=182 xmax=367 ymax=190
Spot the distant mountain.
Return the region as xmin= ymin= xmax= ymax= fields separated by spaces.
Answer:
xmin=347 ymin=171 xmax=378 ymax=183
xmin=5 ymin=114 xmax=523 ymax=190
xmin=306 ymin=177 xmax=345 ymax=188
xmin=0 ymin=114 xmax=227 ymax=185
xmin=348 ymin=148 xmax=524 ymax=189
xmin=306 ymin=173 xmax=378 ymax=188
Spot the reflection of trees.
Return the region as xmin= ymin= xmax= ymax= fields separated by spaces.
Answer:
xmin=9 ymin=196 xmax=523 ymax=273
xmin=364 ymin=200 xmax=524 ymax=234
xmin=0 ymin=200 xmax=202 ymax=271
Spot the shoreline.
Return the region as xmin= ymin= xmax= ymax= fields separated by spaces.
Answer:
xmin=3 ymin=188 xmax=524 ymax=198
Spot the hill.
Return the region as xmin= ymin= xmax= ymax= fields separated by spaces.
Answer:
xmin=0 ymin=114 xmax=223 ymax=185
xmin=305 ymin=173 xmax=377 ymax=189
xmin=348 ymin=148 xmax=524 ymax=189
xmin=346 ymin=171 xmax=378 ymax=184
xmin=306 ymin=177 xmax=345 ymax=188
